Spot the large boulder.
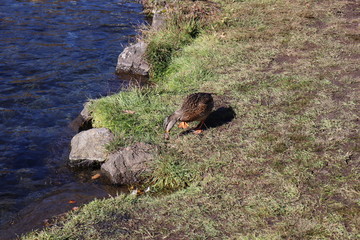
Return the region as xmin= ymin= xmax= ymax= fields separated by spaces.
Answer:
xmin=101 ymin=142 xmax=158 ymax=185
xmin=115 ymin=41 xmax=150 ymax=76
xmin=69 ymin=128 xmax=114 ymax=167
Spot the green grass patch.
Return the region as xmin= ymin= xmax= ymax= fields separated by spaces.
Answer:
xmin=146 ymin=151 xmax=195 ymax=192
xmin=89 ymin=87 xmax=169 ymax=148
xmin=146 ymin=19 xmax=201 ymax=79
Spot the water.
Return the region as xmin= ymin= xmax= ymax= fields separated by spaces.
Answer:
xmin=0 ymin=0 xmax=145 ymax=238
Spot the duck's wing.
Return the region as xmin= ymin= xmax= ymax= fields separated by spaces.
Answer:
xmin=179 ymin=93 xmax=214 ymax=122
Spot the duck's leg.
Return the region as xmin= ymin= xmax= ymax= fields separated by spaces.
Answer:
xmin=193 ymin=121 xmax=205 ymax=134
xmin=178 ymin=121 xmax=189 ymax=129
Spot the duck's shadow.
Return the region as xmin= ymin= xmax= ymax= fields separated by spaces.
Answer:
xmin=179 ymin=106 xmax=236 ymax=136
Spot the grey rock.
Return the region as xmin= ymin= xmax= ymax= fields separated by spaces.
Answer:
xmin=152 ymin=12 xmax=166 ymax=30
xmin=69 ymin=102 xmax=93 ymax=132
xmin=115 ymin=41 xmax=150 ymax=76
xmin=69 ymin=128 xmax=114 ymax=167
xmin=101 ymin=142 xmax=158 ymax=185
xmin=80 ymin=101 xmax=92 ymax=122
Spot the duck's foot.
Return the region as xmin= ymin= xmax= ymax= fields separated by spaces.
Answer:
xmin=193 ymin=129 xmax=203 ymax=134
xmin=178 ymin=122 xmax=189 ymax=129
xmin=192 ymin=121 xmax=206 ymax=134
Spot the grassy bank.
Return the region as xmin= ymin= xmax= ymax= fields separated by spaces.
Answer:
xmin=25 ymin=0 xmax=359 ymax=239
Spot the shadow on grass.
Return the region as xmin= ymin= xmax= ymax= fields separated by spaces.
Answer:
xmin=179 ymin=106 xmax=236 ymax=136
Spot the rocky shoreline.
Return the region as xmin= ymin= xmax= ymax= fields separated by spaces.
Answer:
xmin=68 ymin=5 xmax=166 ymax=185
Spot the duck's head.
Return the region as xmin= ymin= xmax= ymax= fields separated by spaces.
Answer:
xmin=163 ymin=112 xmax=180 ymax=133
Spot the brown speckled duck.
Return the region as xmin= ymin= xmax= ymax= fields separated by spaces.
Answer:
xmin=163 ymin=92 xmax=214 ymax=139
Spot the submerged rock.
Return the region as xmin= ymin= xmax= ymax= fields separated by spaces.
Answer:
xmin=69 ymin=128 xmax=114 ymax=167
xmin=101 ymin=142 xmax=158 ymax=185
xmin=115 ymin=41 xmax=150 ymax=76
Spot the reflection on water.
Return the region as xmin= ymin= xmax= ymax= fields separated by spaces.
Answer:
xmin=0 ymin=0 xmax=145 ymax=238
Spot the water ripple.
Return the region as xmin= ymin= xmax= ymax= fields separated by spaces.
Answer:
xmin=0 ymin=0 xmax=145 ymax=237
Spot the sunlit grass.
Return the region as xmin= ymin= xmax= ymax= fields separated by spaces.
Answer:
xmin=89 ymin=87 xmax=169 ymax=148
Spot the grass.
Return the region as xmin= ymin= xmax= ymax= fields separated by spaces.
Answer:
xmin=89 ymin=87 xmax=168 ymax=149
xmin=24 ymin=0 xmax=359 ymax=239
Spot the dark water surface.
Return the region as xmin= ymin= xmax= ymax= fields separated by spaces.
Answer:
xmin=0 ymin=0 xmax=145 ymax=238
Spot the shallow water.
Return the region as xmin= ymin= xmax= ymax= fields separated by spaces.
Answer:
xmin=0 ymin=0 xmax=145 ymax=238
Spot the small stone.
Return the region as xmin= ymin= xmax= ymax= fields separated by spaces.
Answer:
xmin=152 ymin=12 xmax=166 ymax=30
xmin=80 ymin=102 xmax=92 ymax=122
xmin=69 ymin=101 xmax=93 ymax=132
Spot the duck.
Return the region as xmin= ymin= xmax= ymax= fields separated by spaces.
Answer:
xmin=163 ymin=92 xmax=214 ymax=139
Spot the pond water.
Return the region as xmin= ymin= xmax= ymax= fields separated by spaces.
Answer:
xmin=0 ymin=0 xmax=146 ymax=238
